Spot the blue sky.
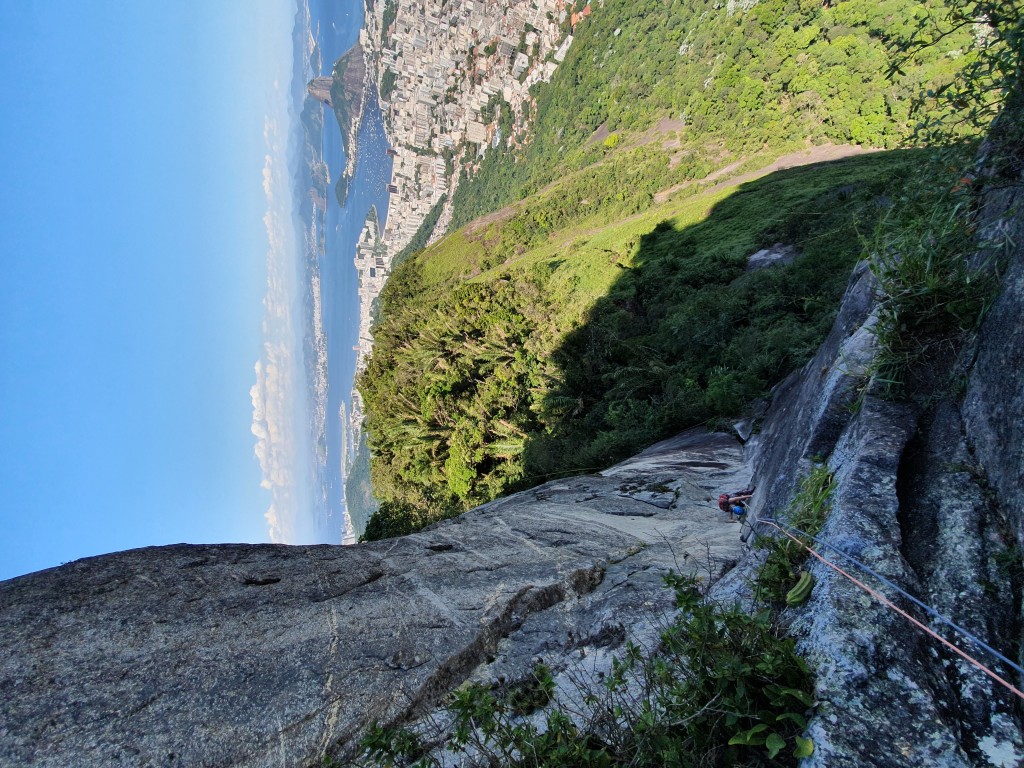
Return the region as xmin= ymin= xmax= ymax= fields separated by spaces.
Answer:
xmin=0 ymin=1 xmax=297 ymax=579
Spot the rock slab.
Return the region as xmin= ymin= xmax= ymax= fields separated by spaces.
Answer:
xmin=0 ymin=432 xmax=748 ymax=768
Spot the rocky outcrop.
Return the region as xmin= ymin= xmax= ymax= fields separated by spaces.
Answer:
xmin=742 ymin=175 xmax=1024 ymax=762
xmin=307 ymin=76 xmax=334 ymax=107
xmin=0 ymin=432 xmax=749 ymax=767
xmin=746 ymin=242 xmax=798 ymax=271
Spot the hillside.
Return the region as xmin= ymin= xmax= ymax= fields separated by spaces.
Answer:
xmin=361 ymin=147 xmax=926 ymax=535
xmin=356 ymin=0 xmax=986 ymax=535
xmin=445 ymin=0 xmax=975 ymax=229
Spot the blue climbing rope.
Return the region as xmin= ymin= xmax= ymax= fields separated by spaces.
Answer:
xmin=756 ymin=516 xmax=1024 ymax=680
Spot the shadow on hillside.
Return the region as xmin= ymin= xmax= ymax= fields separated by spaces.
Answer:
xmin=519 ymin=149 xmax=927 ymax=482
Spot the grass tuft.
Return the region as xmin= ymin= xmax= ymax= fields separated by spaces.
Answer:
xmin=756 ymin=466 xmax=833 ymax=604
xmin=866 ymin=151 xmax=1002 ymax=398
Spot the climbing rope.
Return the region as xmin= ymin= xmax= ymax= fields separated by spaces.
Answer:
xmin=756 ymin=518 xmax=1024 ymax=703
xmin=764 ymin=518 xmax=1024 ymax=679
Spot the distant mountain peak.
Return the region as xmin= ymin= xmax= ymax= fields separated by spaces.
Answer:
xmin=307 ymin=76 xmax=334 ymax=107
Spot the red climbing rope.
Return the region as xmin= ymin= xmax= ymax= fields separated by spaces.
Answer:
xmin=759 ymin=520 xmax=1024 ymax=703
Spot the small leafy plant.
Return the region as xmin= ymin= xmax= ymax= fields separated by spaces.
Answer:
xmin=352 ymin=574 xmax=815 ymax=767
xmin=506 ymin=662 xmax=556 ymax=716
xmin=756 ymin=466 xmax=833 ymax=604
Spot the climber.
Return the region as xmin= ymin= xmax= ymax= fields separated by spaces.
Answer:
xmin=718 ymin=488 xmax=754 ymax=522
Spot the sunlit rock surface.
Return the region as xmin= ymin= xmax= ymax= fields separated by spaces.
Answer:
xmin=0 ymin=432 xmax=748 ymax=767
xmin=307 ymin=75 xmax=334 ymax=106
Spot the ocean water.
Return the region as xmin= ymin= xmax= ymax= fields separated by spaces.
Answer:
xmin=309 ymin=0 xmax=392 ymax=540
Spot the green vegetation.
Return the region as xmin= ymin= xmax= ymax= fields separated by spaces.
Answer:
xmin=393 ymin=194 xmax=448 ymax=267
xmin=450 ymin=0 xmax=975 ymax=228
xmin=335 ymin=175 xmax=350 ymax=208
xmin=345 ymin=432 xmax=379 ymax=536
xmin=339 ymin=1 xmax=1024 ymax=762
xmin=867 ymin=154 xmax=998 ymax=395
xmin=299 ymin=93 xmax=327 ymax=213
xmin=756 ymin=466 xmax=833 ymax=604
xmin=899 ymin=0 xmax=1023 ymax=145
xmin=360 ymin=151 xmax=927 ymax=533
xmin=380 ymin=0 xmax=397 ymax=45
xmin=356 ymin=574 xmax=814 ymax=767
xmin=359 ymin=499 xmax=457 ymax=541
xmin=505 ymin=662 xmax=556 ymax=716
xmin=865 ymin=0 xmax=1022 ymax=395
xmin=330 ymin=44 xmax=365 ymax=162
xmin=380 ymin=68 xmax=398 ymax=101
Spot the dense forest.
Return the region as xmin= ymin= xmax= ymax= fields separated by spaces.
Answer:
xmin=449 ymin=0 xmax=974 ymax=227
xmin=357 ymin=0 xmax=998 ymax=538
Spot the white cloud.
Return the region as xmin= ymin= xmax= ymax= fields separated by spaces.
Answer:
xmin=250 ymin=102 xmax=315 ymax=544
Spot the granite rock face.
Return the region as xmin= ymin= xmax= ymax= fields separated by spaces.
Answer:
xmin=743 ymin=259 xmax=880 ymax=525
xmin=746 ymin=192 xmax=1024 ymax=763
xmin=963 ymin=171 xmax=1024 ymax=551
xmin=307 ymin=76 xmax=334 ymax=106
xmin=0 ymin=432 xmax=749 ymax=767
xmin=739 ymin=259 xmax=974 ymax=766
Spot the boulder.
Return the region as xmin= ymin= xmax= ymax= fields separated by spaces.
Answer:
xmin=746 ymin=242 xmax=798 ymax=271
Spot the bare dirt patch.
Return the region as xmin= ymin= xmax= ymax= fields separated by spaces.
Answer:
xmin=657 ymin=118 xmax=687 ymax=150
xmin=463 ymin=203 xmax=519 ymax=237
xmin=628 ymin=116 xmax=689 ymax=149
xmin=587 ymin=121 xmax=611 ymax=146
xmin=654 ymin=143 xmax=878 ymax=204
xmin=705 ymin=143 xmax=877 ymax=194
xmin=655 ymin=117 xmax=687 ymax=134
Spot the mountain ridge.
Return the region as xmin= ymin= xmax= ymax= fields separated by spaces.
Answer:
xmin=4 ymin=187 xmax=1022 ymax=760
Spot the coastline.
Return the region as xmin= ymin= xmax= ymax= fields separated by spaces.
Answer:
xmin=309 ymin=0 xmax=394 ymax=543
xmin=344 ymin=0 xmax=579 ymax=447
xmin=324 ymin=0 xmax=581 ymax=538
xmin=301 ymin=0 xmax=332 ymax=538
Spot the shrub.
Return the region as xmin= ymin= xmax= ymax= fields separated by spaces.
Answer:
xmin=756 ymin=466 xmax=833 ymax=604
xmin=353 ymin=573 xmax=815 ymax=767
xmin=866 ymin=155 xmax=1000 ymax=396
